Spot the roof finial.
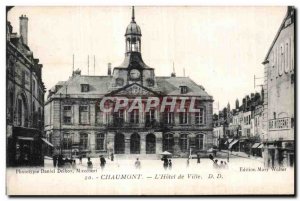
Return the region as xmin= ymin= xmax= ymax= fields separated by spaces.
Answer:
xmin=132 ymin=6 xmax=135 ymax=22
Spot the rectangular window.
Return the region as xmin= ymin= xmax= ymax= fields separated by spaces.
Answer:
xmin=113 ymin=109 xmax=124 ymax=126
xmin=63 ymin=133 xmax=72 ymax=149
xmin=129 ymin=109 xmax=139 ymax=124
xmin=81 ymin=84 xmax=89 ymax=92
xmin=79 ymin=105 xmax=89 ymax=124
xmin=145 ymin=109 xmax=155 ymax=125
xmin=96 ymin=133 xmax=105 ymax=150
xmin=195 ymin=108 xmax=205 ymax=124
xmin=164 ymin=108 xmax=174 ymax=125
xmin=95 ymin=106 xmax=109 ymax=125
xmin=180 ymin=134 xmax=188 ymax=151
xmin=63 ymin=105 xmax=72 ymax=124
xmin=179 ymin=109 xmax=188 ymax=124
xmin=80 ymin=133 xmax=88 ymax=150
xmin=17 ymin=99 xmax=22 ymax=126
xmin=180 ymin=86 xmax=188 ymax=94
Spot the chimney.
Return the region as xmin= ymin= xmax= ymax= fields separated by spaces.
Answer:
xmin=19 ymin=15 xmax=28 ymax=45
xmin=108 ymin=63 xmax=112 ymax=76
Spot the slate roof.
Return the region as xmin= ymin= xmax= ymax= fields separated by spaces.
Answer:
xmin=155 ymin=77 xmax=211 ymax=98
xmin=116 ymin=52 xmax=151 ymax=69
xmin=263 ymin=6 xmax=294 ymax=63
xmin=50 ymin=75 xmax=212 ymax=99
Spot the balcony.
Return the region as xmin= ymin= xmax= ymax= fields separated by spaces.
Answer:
xmin=269 ymin=117 xmax=291 ymax=131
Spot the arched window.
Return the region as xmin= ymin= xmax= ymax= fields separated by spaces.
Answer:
xmin=114 ymin=133 xmax=125 ymax=154
xmin=163 ymin=133 xmax=174 ymax=153
xmin=130 ymin=133 xmax=140 ymax=154
xmin=146 ymin=134 xmax=156 ymax=154
xmin=195 ymin=134 xmax=204 ymax=150
xmin=17 ymin=93 xmax=28 ymax=127
xmin=180 ymin=134 xmax=188 ymax=151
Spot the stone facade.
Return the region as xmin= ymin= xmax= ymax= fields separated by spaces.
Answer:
xmin=6 ymin=14 xmax=46 ymax=166
xmin=262 ymin=6 xmax=295 ymax=167
xmin=44 ymin=7 xmax=214 ymax=159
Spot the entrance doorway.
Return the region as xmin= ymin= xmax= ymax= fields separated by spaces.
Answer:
xmin=114 ymin=133 xmax=125 ymax=154
xmin=146 ymin=134 xmax=156 ymax=154
xmin=130 ymin=133 xmax=140 ymax=154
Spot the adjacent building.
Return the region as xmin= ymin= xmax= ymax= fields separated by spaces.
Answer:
xmin=213 ymin=91 xmax=264 ymax=156
xmin=6 ymin=13 xmax=46 ymax=166
xmin=262 ymin=6 xmax=295 ymax=167
xmin=44 ymin=7 xmax=214 ymax=159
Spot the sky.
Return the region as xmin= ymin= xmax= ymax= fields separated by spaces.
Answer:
xmin=7 ymin=6 xmax=287 ymax=113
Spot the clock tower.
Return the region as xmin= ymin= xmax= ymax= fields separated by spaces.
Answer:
xmin=110 ymin=7 xmax=156 ymax=89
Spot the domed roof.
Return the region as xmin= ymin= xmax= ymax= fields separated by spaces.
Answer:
xmin=125 ymin=7 xmax=141 ymax=36
xmin=125 ymin=21 xmax=141 ymax=36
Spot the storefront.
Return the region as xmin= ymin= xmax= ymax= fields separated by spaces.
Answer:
xmin=7 ymin=127 xmax=44 ymax=166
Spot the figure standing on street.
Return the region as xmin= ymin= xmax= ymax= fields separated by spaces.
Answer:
xmin=87 ymin=157 xmax=93 ymax=170
xmin=57 ymin=155 xmax=63 ymax=167
xmin=213 ymin=159 xmax=219 ymax=169
xmin=197 ymin=154 xmax=201 ymax=164
xmin=79 ymin=155 xmax=82 ymax=164
xmin=53 ymin=155 xmax=57 ymax=167
xmin=168 ymin=159 xmax=172 ymax=170
xmin=163 ymin=156 xmax=168 ymax=170
xmin=111 ymin=153 xmax=114 ymax=162
xmin=100 ymin=155 xmax=106 ymax=170
xmin=135 ymin=158 xmax=141 ymax=169
xmin=186 ymin=158 xmax=190 ymax=168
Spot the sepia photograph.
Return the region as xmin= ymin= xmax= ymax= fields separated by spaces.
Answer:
xmin=5 ymin=5 xmax=295 ymax=196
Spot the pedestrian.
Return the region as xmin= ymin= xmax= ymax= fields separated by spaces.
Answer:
xmin=111 ymin=153 xmax=114 ymax=162
xmin=168 ymin=159 xmax=172 ymax=170
xmin=213 ymin=159 xmax=219 ymax=169
xmin=163 ymin=156 xmax=168 ymax=170
xmin=186 ymin=158 xmax=190 ymax=168
xmin=53 ymin=155 xmax=57 ymax=167
xmin=135 ymin=158 xmax=141 ymax=169
xmin=79 ymin=155 xmax=82 ymax=164
xmin=220 ymin=161 xmax=224 ymax=169
xmin=197 ymin=154 xmax=201 ymax=164
xmin=87 ymin=157 xmax=93 ymax=170
xmin=72 ymin=159 xmax=76 ymax=169
xmin=57 ymin=155 xmax=63 ymax=167
xmin=100 ymin=155 xmax=106 ymax=170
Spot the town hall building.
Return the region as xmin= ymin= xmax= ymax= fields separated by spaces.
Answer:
xmin=44 ymin=7 xmax=214 ymax=158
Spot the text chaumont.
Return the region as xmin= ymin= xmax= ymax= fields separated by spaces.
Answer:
xmin=100 ymin=174 xmax=142 ymax=180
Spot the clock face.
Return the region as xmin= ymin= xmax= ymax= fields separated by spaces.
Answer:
xmin=130 ymin=69 xmax=141 ymax=79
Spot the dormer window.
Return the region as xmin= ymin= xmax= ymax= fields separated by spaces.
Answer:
xmin=81 ymin=84 xmax=89 ymax=92
xmin=180 ymin=86 xmax=188 ymax=94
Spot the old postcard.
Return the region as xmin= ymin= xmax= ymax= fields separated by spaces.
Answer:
xmin=6 ymin=6 xmax=295 ymax=195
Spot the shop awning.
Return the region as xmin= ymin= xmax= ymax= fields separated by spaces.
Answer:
xmin=251 ymin=143 xmax=260 ymax=148
xmin=228 ymin=140 xmax=239 ymax=149
xmin=41 ymin=138 xmax=54 ymax=147
xmin=257 ymin=144 xmax=263 ymax=149
xmin=18 ymin=136 xmax=34 ymax=141
xmin=224 ymin=138 xmax=233 ymax=145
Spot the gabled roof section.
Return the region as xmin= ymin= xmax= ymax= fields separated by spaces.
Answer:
xmin=263 ymin=6 xmax=295 ymax=64
xmin=107 ymin=82 xmax=160 ymax=97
